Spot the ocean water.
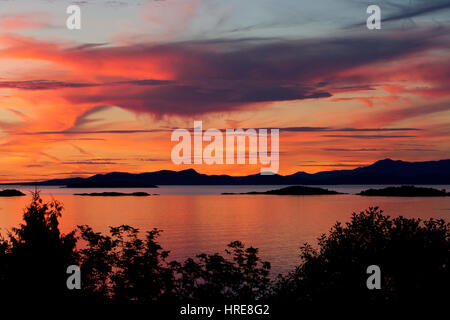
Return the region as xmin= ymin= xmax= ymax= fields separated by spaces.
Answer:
xmin=0 ymin=185 xmax=449 ymax=275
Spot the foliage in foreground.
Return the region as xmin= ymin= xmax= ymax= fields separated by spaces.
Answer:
xmin=273 ymin=207 xmax=449 ymax=306
xmin=0 ymin=192 xmax=448 ymax=307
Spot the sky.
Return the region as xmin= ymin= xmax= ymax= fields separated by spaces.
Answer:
xmin=0 ymin=0 xmax=449 ymax=181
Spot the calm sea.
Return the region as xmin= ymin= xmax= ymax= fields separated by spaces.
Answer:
xmin=1 ymin=185 xmax=449 ymax=275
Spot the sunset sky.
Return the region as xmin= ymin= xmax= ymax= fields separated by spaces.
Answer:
xmin=0 ymin=0 xmax=449 ymax=182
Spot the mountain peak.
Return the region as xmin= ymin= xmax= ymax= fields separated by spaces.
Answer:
xmin=376 ymin=158 xmax=395 ymax=163
xmin=370 ymin=158 xmax=403 ymax=166
xmin=179 ymin=168 xmax=199 ymax=174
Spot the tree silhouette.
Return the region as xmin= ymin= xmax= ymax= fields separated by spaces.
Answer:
xmin=0 ymin=191 xmax=77 ymax=302
xmin=77 ymin=225 xmax=178 ymax=303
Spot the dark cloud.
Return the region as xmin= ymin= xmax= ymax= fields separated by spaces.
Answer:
xmin=136 ymin=157 xmax=166 ymax=162
xmin=0 ymin=80 xmax=95 ymax=90
xmin=59 ymin=27 xmax=446 ymax=115
xmin=121 ymin=79 xmax=174 ymax=86
xmin=2 ymin=26 xmax=447 ymax=115
xmin=382 ymin=0 xmax=450 ymax=23
xmin=278 ymin=127 xmax=329 ymax=132
xmin=70 ymin=105 xmax=113 ymax=129
xmin=398 ymin=148 xmax=438 ymax=152
xmin=323 ymin=148 xmax=436 ymax=152
xmin=322 ymin=134 xmax=416 ymax=139
xmin=66 ymin=81 xmax=331 ymax=115
xmin=334 ymin=128 xmax=421 ymax=132
xmin=350 ymin=0 xmax=450 ymax=27
xmin=0 ymin=79 xmax=173 ymax=91
xmin=323 ymin=148 xmax=388 ymax=152
xmin=280 ymin=127 xmax=421 ymax=132
xmin=68 ymin=43 xmax=109 ymax=51
xmin=62 ymin=157 xmax=127 ymax=165
xmin=46 ymin=138 xmax=106 ymax=141
xmin=297 ymin=163 xmax=369 ymax=167
xmin=11 ymin=126 xmax=421 ymax=136
xmin=16 ymin=129 xmax=164 ymax=135
xmin=62 ymin=161 xmax=118 ymax=165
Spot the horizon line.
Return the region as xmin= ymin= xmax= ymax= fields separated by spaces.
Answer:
xmin=1 ymin=158 xmax=449 ymax=185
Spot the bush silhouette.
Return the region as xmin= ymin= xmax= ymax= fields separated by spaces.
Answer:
xmin=273 ymin=207 xmax=449 ymax=307
xmin=175 ymin=240 xmax=271 ymax=302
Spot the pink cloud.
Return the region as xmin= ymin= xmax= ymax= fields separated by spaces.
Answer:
xmin=0 ymin=14 xmax=52 ymax=31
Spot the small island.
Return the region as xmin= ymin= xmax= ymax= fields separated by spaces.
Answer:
xmin=0 ymin=189 xmax=26 ymax=197
xmin=358 ymin=186 xmax=449 ymax=197
xmin=222 ymin=185 xmax=343 ymax=195
xmin=74 ymin=192 xmax=152 ymax=197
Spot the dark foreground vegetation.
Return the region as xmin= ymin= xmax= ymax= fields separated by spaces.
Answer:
xmin=0 ymin=192 xmax=448 ymax=314
xmin=359 ymin=185 xmax=449 ymax=197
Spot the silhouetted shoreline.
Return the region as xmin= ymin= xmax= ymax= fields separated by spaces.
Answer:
xmin=222 ymin=185 xmax=343 ymax=195
xmin=223 ymin=185 xmax=450 ymax=197
xmin=0 ymin=189 xmax=25 ymax=197
xmin=358 ymin=185 xmax=449 ymax=197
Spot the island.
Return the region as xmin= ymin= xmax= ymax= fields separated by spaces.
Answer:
xmin=0 ymin=189 xmax=26 ymax=197
xmin=358 ymin=186 xmax=449 ymax=197
xmin=222 ymin=185 xmax=343 ymax=195
xmin=74 ymin=192 xmax=153 ymax=197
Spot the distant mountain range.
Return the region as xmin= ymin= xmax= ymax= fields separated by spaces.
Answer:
xmin=6 ymin=159 xmax=450 ymax=187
